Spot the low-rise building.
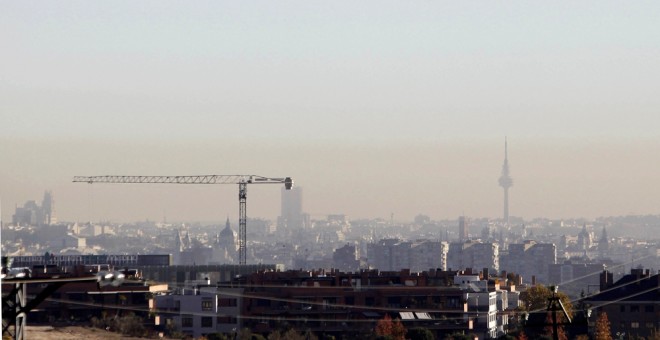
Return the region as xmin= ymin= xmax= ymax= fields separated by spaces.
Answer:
xmin=586 ymin=268 xmax=660 ymax=339
xmin=153 ymin=286 xmax=243 ymax=338
xmin=154 ymin=268 xmax=473 ymax=339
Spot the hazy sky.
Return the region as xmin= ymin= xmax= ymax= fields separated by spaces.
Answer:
xmin=2 ymin=1 xmax=659 ymax=223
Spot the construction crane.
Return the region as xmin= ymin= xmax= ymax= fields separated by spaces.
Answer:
xmin=73 ymin=175 xmax=293 ymax=265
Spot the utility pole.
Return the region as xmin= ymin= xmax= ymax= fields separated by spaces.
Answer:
xmin=547 ymin=285 xmax=572 ymax=340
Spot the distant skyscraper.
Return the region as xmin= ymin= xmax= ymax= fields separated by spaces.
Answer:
xmin=598 ymin=226 xmax=610 ymax=257
xmin=11 ymin=191 xmax=55 ymax=226
xmin=42 ymin=190 xmax=55 ymax=225
xmin=458 ymin=216 xmax=469 ymax=241
xmin=280 ymin=186 xmax=304 ymax=230
xmin=498 ymin=138 xmax=513 ymax=225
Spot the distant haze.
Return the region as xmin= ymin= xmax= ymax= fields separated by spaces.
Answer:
xmin=2 ymin=2 xmax=659 ymax=223
xmin=1 ymin=137 xmax=658 ymax=223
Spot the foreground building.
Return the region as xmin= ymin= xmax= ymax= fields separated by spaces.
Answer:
xmin=1 ymin=263 xmax=168 ymax=329
xmin=586 ymin=268 xmax=660 ymax=339
xmin=153 ymin=268 xmax=474 ymax=339
xmin=153 ymin=286 xmax=243 ymax=338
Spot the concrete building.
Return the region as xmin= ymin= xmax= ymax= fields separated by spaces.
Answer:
xmin=153 ymin=286 xmax=243 ymax=338
xmin=279 ymin=186 xmax=307 ymax=231
xmin=5 ymin=254 xmax=171 ymax=269
xmin=232 ymin=269 xmax=472 ymax=339
xmin=500 ymin=240 xmax=556 ymax=284
xmin=139 ymin=264 xmax=277 ymax=286
xmin=586 ymin=268 xmax=660 ymax=339
xmin=459 ymin=216 xmax=469 ymax=241
xmin=410 ymin=240 xmax=449 ymax=272
xmin=447 ymin=240 xmax=499 ymax=273
xmin=153 ymin=268 xmax=475 ymax=339
xmin=455 ymin=272 xmax=507 ymax=338
xmin=368 ymin=239 xmax=448 ymax=272
xmin=332 ymin=243 xmax=360 ymax=272
xmin=547 ymin=260 xmax=605 ymax=292
xmin=60 ymin=234 xmax=86 ymax=249
xmin=11 ymin=191 xmax=56 ymax=226
xmin=367 ymin=238 xmax=400 ymax=271
xmin=1 ymin=263 xmax=168 ymax=325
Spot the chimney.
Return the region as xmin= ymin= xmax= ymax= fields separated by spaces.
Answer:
xmin=483 ymin=268 xmax=490 ymax=279
xmin=600 ymin=270 xmax=613 ymax=291
xmin=531 ymin=275 xmax=536 ymax=286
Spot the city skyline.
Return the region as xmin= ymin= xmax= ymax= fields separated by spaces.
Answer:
xmin=2 ymin=136 xmax=659 ymax=224
xmin=2 ymin=2 xmax=660 ymax=223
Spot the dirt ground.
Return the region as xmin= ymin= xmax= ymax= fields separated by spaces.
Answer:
xmin=24 ymin=325 xmax=164 ymax=339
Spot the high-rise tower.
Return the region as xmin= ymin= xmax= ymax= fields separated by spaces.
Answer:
xmin=498 ymin=138 xmax=513 ymax=225
xmin=280 ymin=186 xmax=304 ymax=230
xmin=458 ymin=216 xmax=469 ymax=241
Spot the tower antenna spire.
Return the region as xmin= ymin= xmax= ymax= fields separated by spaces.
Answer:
xmin=498 ymin=137 xmax=513 ymax=225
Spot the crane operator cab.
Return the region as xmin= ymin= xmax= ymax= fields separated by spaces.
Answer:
xmin=284 ymin=177 xmax=294 ymax=190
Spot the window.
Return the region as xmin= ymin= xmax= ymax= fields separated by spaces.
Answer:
xmin=631 ymin=322 xmax=639 ymax=329
xmin=646 ymin=322 xmax=654 ymax=329
xmin=219 ymin=298 xmax=237 ymax=307
xmin=620 ymin=305 xmax=625 ymax=312
xmin=630 ymin=305 xmax=640 ymax=312
xmin=182 ymin=315 xmax=193 ymax=328
xmin=387 ymin=296 xmax=401 ymax=307
xmin=645 ymin=305 xmax=654 ymax=313
xmin=201 ymin=317 xmax=213 ymax=328
xmin=202 ymin=300 xmax=213 ymax=311
xmin=255 ymin=299 xmax=269 ymax=307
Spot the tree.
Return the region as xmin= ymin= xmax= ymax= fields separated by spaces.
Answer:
xmin=543 ymin=312 xmax=568 ymax=340
xmin=268 ymin=329 xmax=317 ymax=340
xmin=375 ymin=314 xmax=406 ymax=340
xmin=407 ymin=328 xmax=435 ymax=340
xmin=519 ymin=285 xmax=573 ymax=318
xmin=445 ymin=333 xmax=473 ymax=340
xmin=516 ymin=331 xmax=528 ymax=340
xmin=594 ymin=312 xmax=613 ymax=340
xmin=238 ymin=328 xmax=266 ymax=340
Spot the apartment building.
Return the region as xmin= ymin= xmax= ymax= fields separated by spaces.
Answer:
xmin=447 ymin=240 xmax=499 ymax=273
xmin=154 ymin=269 xmax=473 ymax=339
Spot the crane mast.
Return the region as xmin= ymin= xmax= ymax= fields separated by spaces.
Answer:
xmin=73 ymin=175 xmax=293 ymax=265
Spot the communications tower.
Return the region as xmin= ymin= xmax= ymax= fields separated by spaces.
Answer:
xmin=498 ymin=138 xmax=513 ymax=225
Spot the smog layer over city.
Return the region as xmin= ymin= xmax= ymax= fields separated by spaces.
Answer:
xmin=1 ymin=2 xmax=659 ymax=340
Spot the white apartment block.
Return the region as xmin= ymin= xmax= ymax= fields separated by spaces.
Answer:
xmin=153 ymin=286 xmax=243 ymax=338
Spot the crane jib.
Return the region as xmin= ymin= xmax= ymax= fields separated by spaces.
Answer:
xmin=72 ymin=175 xmax=293 ymax=265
